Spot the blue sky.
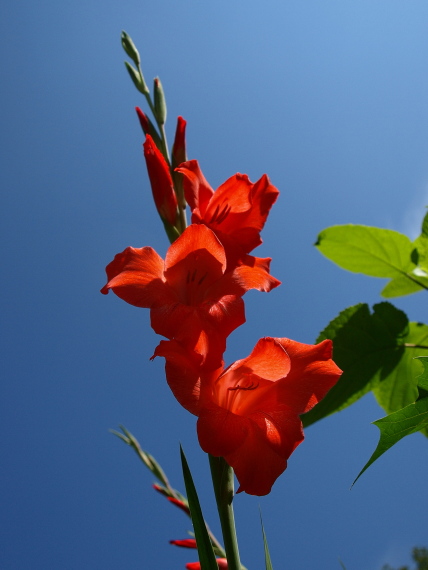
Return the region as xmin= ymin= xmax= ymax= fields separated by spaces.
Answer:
xmin=2 ymin=1 xmax=428 ymax=568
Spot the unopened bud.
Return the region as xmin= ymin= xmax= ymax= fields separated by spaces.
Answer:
xmin=121 ymin=31 xmax=140 ymax=67
xmin=172 ymin=116 xmax=187 ymax=167
xmin=135 ymin=107 xmax=162 ymax=149
xmin=169 ymin=539 xmax=197 ymax=549
xmin=153 ymin=77 xmax=167 ymax=125
xmin=125 ymin=62 xmax=149 ymax=95
xmin=168 ymin=496 xmax=190 ymax=515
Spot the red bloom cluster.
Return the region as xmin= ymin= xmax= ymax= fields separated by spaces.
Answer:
xmin=102 ymin=123 xmax=342 ymax=496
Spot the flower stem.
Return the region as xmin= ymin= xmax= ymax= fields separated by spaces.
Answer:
xmin=209 ymin=455 xmax=243 ymax=570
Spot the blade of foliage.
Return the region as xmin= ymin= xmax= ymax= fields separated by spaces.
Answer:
xmin=259 ymin=511 xmax=273 ymax=570
xmin=315 ymin=224 xmax=428 ymax=297
xmin=180 ymin=446 xmax=218 ymax=570
xmin=414 ymin=210 xmax=428 ymax=273
xmin=303 ymin=303 xmax=428 ymax=427
xmin=353 ymin=393 xmax=428 ymax=485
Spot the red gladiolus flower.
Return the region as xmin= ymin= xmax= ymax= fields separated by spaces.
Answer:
xmin=153 ymin=337 xmax=342 ymax=495
xmin=170 ymin=539 xmax=197 ymax=548
xmin=176 ymin=160 xmax=279 ymax=272
xmin=186 ymin=559 xmax=228 ymax=570
xmin=101 ymin=224 xmax=274 ymax=368
xmin=143 ymin=134 xmax=178 ymax=226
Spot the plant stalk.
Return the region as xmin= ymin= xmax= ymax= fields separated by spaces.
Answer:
xmin=209 ymin=455 xmax=243 ymax=570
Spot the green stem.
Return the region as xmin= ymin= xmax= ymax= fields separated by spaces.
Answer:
xmin=209 ymin=455 xmax=243 ymax=570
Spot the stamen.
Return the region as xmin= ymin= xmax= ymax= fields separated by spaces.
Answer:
xmin=215 ymin=204 xmax=231 ymax=224
xmin=228 ymin=382 xmax=259 ymax=391
xmin=208 ymin=204 xmax=220 ymax=224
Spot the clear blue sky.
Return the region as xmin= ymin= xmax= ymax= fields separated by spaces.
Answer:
xmin=2 ymin=1 xmax=428 ymax=568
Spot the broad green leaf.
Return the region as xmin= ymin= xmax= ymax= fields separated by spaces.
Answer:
xmin=353 ymin=395 xmax=428 ymax=485
xmin=372 ymin=323 xmax=428 ymax=414
xmin=414 ymin=210 xmax=428 ymax=272
xmin=303 ymin=303 xmax=428 ymax=427
xmin=315 ymin=225 xmax=414 ymax=277
xmin=380 ymin=273 xmax=428 ymax=298
xmin=180 ymin=446 xmax=218 ymax=570
xmin=416 ymin=356 xmax=428 ymax=392
xmin=315 ymin=225 xmax=428 ymax=297
xmin=259 ymin=512 xmax=273 ymax=570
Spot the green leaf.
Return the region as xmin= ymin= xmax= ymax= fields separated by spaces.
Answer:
xmin=416 ymin=356 xmax=428 ymax=391
xmin=353 ymin=395 xmax=428 ymax=485
xmin=259 ymin=511 xmax=273 ymax=570
xmin=180 ymin=446 xmax=218 ymax=570
xmin=372 ymin=324 xmax=428 ymax=414
xmin=303 ymin=303 xmax=428 ymax=427
xmin=315 ymin=225 xmax=427 ymax=297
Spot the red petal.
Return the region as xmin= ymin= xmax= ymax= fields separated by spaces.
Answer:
xmin=176 ymin=160 xmax=214 ymax=213
xmin=275 ymin=338 xmax=342 ymax=414
xmin=164 ymin=225 xmax=226 ymax=304
xmin=225 ymin=337 xmax=291 ymax=381
xmin=100 ymin=246 xmax=172 ymax=308
xmin=231 ymin=255 xmax=281 ymax=293
xmin=151 ymin=296 xmax=245 ymax=369
xmin=152 ymin=340 xmax=207 ymax=415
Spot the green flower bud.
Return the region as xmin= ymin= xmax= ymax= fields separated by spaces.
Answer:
xmin=121 ymin=31 xmax=140 ymax=67
xmin=153 ymin=77 xmax=167 ymax=125
xmin=124 ymin=62 xmax=149 ymax=95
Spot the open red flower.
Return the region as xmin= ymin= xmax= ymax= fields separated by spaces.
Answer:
xmin=176 ymin=160 xmax=279 ymax=273
xmin=153 ymin=337 xmax=342 ymax=495
xmin=101 ymin=224 xmax=275 ymax=368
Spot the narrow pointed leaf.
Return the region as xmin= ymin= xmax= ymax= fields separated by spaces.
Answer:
xmin=180 ymin=446 xmax=218 ymax=570
xmin=353 ymin=395 xmax=428 ymax=485
xmin=259 ymin=512 xmax=274 ymax=570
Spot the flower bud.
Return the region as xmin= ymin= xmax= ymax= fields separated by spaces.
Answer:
xmin=143 ymin=135 xmax=178 ymax=227
xmin=167 ymin=496 xmax=190 ymax=515
xmin=170 ymin=539 xmax=197 ymax=549
xmin=186 ymin=559 xmax=228 ymax=569
xmin=121 ymin=31 xmax=140 ymax=67
xmin=172 ymin=116 xmax=187 ymax=168
xmin=125 ymin=62 xmax=149 ymax=95
xmin=153 ymin=77 xmax=167 ymax=125
xmin=135 ymin=107 xmax=162 ymax=149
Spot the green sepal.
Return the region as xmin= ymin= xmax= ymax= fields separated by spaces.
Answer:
xmin=180 ymin=446 xmax=218 ymax=570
